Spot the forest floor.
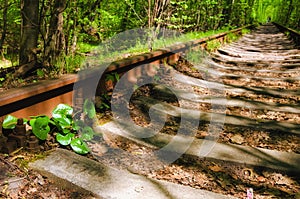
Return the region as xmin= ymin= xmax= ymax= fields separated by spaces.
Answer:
xmin=1 ymin=120 xmax=299 ymax=199
xmin=1 ymin=62 xmax=299 ymax=198
xmin=0 ymin=148 xmax=96 ymax=199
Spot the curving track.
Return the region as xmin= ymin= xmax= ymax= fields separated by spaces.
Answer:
xmin=95 ymin=24 xmax=300 ymax=198
xmin=1 ymin=23 xmax=299 ymax=198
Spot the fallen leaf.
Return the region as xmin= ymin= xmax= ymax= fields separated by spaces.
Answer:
xmin=209 ymin=165 xmax=223 ymax=172
xmin=256 ymin=176 xmax=266 ymax=182
xmin=230 ymin=134 xmax=244 ymax=144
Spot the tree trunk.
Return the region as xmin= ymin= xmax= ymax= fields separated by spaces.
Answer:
xmin=147 ymin=0 xmax=169 ymax=51
xmin=16 ymin=0 xmax=39 ymax=77
xmin=43 ymin=0 xmax=67 ymax=67
xmin=0 ymin=0 xmax=8 ymax=55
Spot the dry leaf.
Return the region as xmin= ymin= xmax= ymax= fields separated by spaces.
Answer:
xmin=256 ymin=176 xmax=266 ymax=182
xmin=230 ymin=134 xmax=244 ymax=144
xmin=209 ymin=165 xmax=223 ymax=172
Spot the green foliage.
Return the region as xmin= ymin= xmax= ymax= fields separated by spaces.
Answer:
xmin=63 ymin=55 xmax=85 ymax=73
xmin=206 ymin=40 xmax=222 ymax=52
xmin=50 ymin=101 xmax=95 ymax=154
xmin=225 ymin=33 xmax=238 ymax=43
xmin=0 ymin=77 xmax=5 ymax=87
xmin=83 ymin=99 xmax=96 ymax=119
xmin=56 ymin=132 xmax=75 ymax=146
xmin=36 ymin=69 xmax=44 ymax=78
xmin=2 ymin=115 xmax=28 ymax=129
xmin=2 ymin=101 xmax=97 ymax=155
xmin=77 ymin=42 xmax=99 ymax=53
xmin=95 ymin=94 xmax=111 ymax=112
xmin=0 ymin=59 xmax=12 ymax=69
xmin=30 ymin=116 xmax=51 ymax=140
xmin=2 ymin=0 xmax=299 ymax=80
xmin=52 ymin=104 xmax=73 ymax=118
xmin=80 ymin=126 xmax=95 ymax=141
xmin=185 ymin=49 xmax=206 ymax=65
xmin=70 ymin=138 xmax=90 ymax=155
xmin=2 ymin=115 xmax=18 ymax=129
xmin=52 ymin=104 xmax=74 ymax=134
xmin=252 ymin=0 xmax=300 ymax=30
xmin=85 ymin=27 xmax=233 ymax=68
xmin=105 ymin=72 xmax=120 ymax=82
xmin=153 ymin=72 xmax=161 ymax=83
xmin=242 ymin=28 xmax=251 ymax=35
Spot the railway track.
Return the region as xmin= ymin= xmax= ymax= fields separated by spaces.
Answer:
xmin=91 ymin=24 xmax=300 ymax=198
xmin=1 ymin=23 xmax=299 ymax=198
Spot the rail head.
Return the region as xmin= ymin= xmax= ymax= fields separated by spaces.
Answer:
xmin=272 ymin=22 xmax=300 ymax=47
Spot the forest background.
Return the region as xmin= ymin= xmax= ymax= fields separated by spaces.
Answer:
xmin=0 ymin=0 xmax=299 ymax=80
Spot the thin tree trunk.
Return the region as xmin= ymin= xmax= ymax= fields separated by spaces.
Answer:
xmin=43 ymin=0 xmax=67 ymax=67
xmin=0 ymin=0 xmax=8 ymax=54
xmin=16 ymin=0 xmax=39 ymax=77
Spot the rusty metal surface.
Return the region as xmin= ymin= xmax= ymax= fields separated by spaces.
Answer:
xmin=0 ymin=75 xmax=77 ymax=117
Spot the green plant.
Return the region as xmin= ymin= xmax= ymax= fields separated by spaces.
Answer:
xmin=36 ymin=69 xmax=45 ymax=78
xmin=83 ymin=99 xmax=97 ymax=119
xmin=241 ymin=28 xmax=251 ymax=35
xmin=206 ymin=40 xmax=221 ymax=52
xmin=2 ymin=115 xmax=27 ymax=129
xmin=105 ymin=72 xmax=120 ymax=82
xmin=77 ymin=42 xmax=98 ymax=53
xmin=225 ymin=33 xmax=238 ymax=43
xmin=51 ymin=102 xmax=95 ymax=155
xmin=2 ymin=100 xmax=97 ymax=155
xmin=95 ymin=94 xmax=111 ymax=111
xmin=30 ymin=115 xmax=51 ymax=140
xmin=64 ymin=54 xmax=85 ymax=73
xmin=0 ymin=77 xmax=5 ymax=82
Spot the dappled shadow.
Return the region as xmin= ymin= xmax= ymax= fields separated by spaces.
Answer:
xmin=174 ymin=153 xmax=299 ymax=198
xmin=210 ymin=142 xmax=300 ymax=174
xmin=98 ymin=120 xmax=300 ymax=198
xmin=228 ymin=83 xmax=300 ymax=98
xmin=127 ymin=90 xmax=300 ymax=135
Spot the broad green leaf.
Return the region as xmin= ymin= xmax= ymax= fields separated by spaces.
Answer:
xmin=2 ymin=115 xmax=18 ymax=129
xmin=70 ymin=138 xmax=90 ymax=155
xmin=56 ymin=133 xmax=75 ymax=146
xmin=62 ymin=128 xmax=71 ymax=135
xmin=83 ymin=99 xmax=96 ymax=119
xmin=30 ymin=116 xmax=50 ymax=140
xmin=30 ymin=115 xmax=47 ymax=119
xmin=114 ymin=73 xmax=120 ymax=81
xmin=52 ymin=104 xmax=73 ymax=119
xmin=53 ymin=117 xmax=72 ymax=128
xmin=80 ymin=126 xmax=94 ymax=141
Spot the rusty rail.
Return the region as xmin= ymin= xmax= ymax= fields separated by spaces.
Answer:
xmin=273 ymin=22 xmax=300 ymax=46
xmin=0 ymin=25 xmax=253 ymax=119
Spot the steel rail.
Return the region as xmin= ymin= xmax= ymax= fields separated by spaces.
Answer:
xmin=273 ymin=22 xmax=300 ymax=46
